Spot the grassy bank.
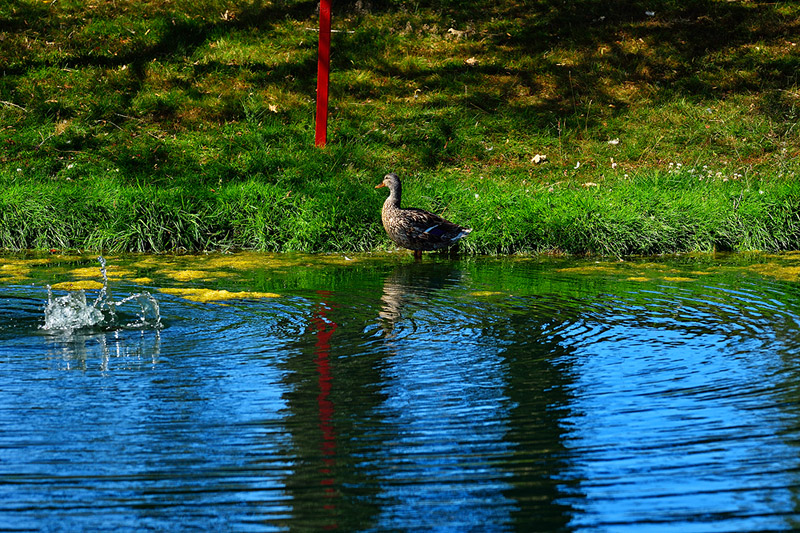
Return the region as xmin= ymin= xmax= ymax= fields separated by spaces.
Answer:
xmin=1 ymin=0 xmax=799 ymax=255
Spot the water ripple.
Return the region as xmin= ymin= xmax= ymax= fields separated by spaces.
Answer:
xmin=4 ymin=254 xmax=800 ymax=531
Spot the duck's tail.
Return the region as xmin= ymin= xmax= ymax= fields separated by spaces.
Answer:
xmin=452 ymin=227 xmax=472 ymax=241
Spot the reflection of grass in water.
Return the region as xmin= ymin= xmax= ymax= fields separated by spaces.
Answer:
xmin=557 ymin=260 xmax=705 ymax=282
xmin=9 ymin=251 xmax=800 ymax=300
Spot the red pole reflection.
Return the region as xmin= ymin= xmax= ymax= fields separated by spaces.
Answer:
xmin=312 ymin=293 xmax=338 ymax=526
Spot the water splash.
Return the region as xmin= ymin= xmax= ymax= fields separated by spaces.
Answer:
xmin=42 ymin=256 xmax=162 ymax=333
xmin=42 ymin=288 xmax=105 ymax=331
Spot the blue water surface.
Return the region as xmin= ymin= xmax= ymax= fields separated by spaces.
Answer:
xmin=2 ymin=253 xmax=800 ymax=532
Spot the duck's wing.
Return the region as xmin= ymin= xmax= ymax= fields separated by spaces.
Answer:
xmin=397 ymin=208 xmax=471 ymax=247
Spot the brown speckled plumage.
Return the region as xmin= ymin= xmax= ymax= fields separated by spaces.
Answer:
xmin=375 ymin=173 xmax=472 ymax=259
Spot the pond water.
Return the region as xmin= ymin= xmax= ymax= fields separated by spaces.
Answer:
xmin=2 ymin=251 xmax=800 ymax=532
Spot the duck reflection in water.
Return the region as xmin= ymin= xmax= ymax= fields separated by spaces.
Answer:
xmin=378 ymin=261 xmax=463 ymax=336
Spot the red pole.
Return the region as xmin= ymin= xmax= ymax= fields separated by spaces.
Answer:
xmin=315 ymin=0 xmax=332 ymax=147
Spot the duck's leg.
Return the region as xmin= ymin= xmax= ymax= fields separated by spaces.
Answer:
xmin=413 ymin=250 xmax=422 ymax=261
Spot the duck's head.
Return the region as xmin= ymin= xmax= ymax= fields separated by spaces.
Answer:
xmin=375 ymin=173 xmax=400 ymax=190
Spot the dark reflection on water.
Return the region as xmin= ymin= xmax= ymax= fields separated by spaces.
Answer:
xmin=3 ymin=253 xmax=800 ymax=531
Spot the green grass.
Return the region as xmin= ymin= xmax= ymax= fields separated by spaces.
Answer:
xmin=1 ymin=0 xmax=799 ymax=255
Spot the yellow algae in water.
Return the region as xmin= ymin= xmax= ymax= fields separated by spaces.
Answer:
xmin=0 ymin=257 xmax=55 ymax=280
xmin=162 ymin=269 xmax=233 ymax=282
xmin=470 ymin=291 xmax=505 ymax=297
xmin=71 ymin=265 xmax=133 ymax=280
xmin=159 ymin=287 xmax=280 ymax=303
xmin=51 ymin=280 xmax=105 ymax=291
xmin=202 ymin=252 xmax=270 ymax=271
xmin=661 ymin=276 xmax=695 ymax=282
xmin=132 ymin=257 xmax=179 ymax=271
xmin=1 ymin=265 xmax=32 ymax=281
xmin=556 ymin=264 xmax=619 ymax=274
xmin=750 ymin=262 xmax=800 ymax=282
xmin=131 ymin=256 xmax=167 ymax=267
xmin=204 ymin=252 xmax=363 ymax=271
xmin=70 ymin=266 xmax=103 ymax=278
xmin=626 ymin=276 xmax=651 ymax=282
xmin=1 ymin=258 xmax=50 ymax=267
xmin=0 ymin=273 xmax=28 ymax=283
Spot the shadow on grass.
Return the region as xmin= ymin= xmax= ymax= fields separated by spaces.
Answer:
xmin=3 ymin=0 xmax=797 ymax=123
xmin=1 ymin=0 xmax=798 ymax=176
xmin=330 ymin=0 xmax=799 ymax=129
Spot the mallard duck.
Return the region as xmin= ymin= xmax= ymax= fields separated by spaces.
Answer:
xmin=375 ymin=173 xmax=472 ymax=259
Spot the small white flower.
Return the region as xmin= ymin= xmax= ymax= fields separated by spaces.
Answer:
xmin=474 ymin=193 xmax=480 ymax=199
xmin=16 ymin=168 xmax=22 ymax=172
xmin=67 ymin=163 xmax=74 ymax=169
xmin=574 ymin=161 xmax=581 ymax=169
xmin=645 ymin=10 xmax=655 ymax=16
